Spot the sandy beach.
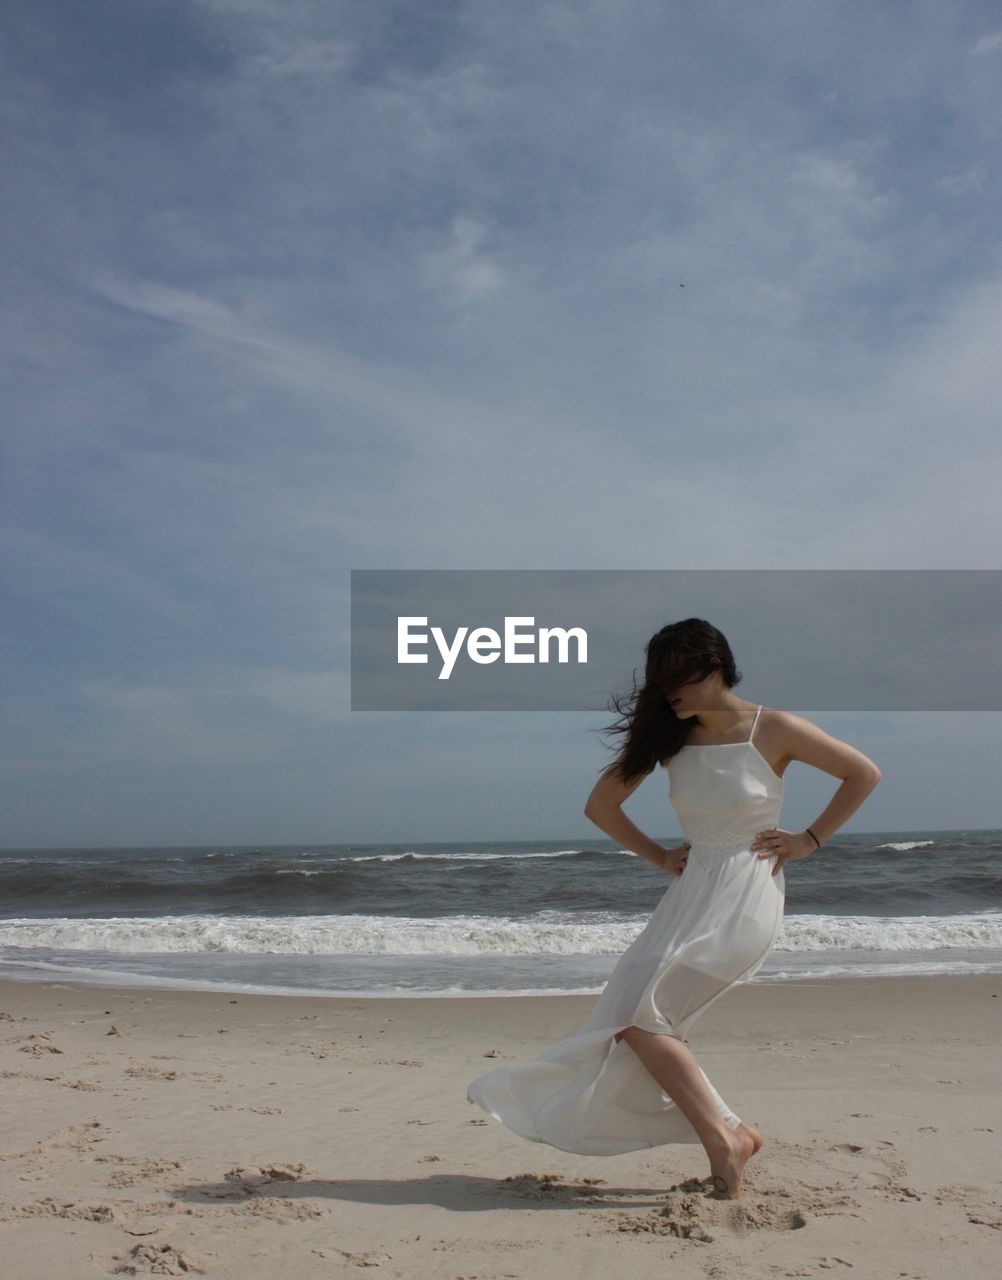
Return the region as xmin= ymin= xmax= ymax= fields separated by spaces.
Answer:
xmin=0 ymin=973 xmax=999 ymax=1278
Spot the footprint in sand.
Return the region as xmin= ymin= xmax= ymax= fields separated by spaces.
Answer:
xmin=606 ymin=1175 xmax=812 ymax=1242
xmin=313 ymin=1247 xmax=393 ymax=1266
xmin=18 ymin=1032 xmax=64 ymax=1056
xmin=94 ymin=1154 xmax=185 ymax=1188
xmin=933 ymin=1183 xmax=1002 ymax=1231
xmin=221 ymin=1162 xmax=311 ymax=1194
xmin=11 ymin=1197 xmax=117 ymax=1223
xmin=125 ymin=1064 xmax=180 ymax=1081
xmin=108 ymin=1241 xmax=208 ymax=1275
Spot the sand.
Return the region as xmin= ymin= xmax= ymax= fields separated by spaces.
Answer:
xmin=0 ymin=972 xmax=999 ymax=1278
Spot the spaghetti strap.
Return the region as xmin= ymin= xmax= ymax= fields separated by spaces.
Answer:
xmin=747 ymin=703 xmax=763 ymax=745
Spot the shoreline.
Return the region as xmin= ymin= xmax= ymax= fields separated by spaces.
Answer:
xmin=3 ymin=968 xmax=1000 ymax=1032
xmin=1 ymin=973 xmax=1000 ymax=1278
xmin=1 ymin=962 xmax=999 ymax=1004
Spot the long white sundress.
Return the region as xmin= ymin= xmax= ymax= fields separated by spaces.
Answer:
xmin=466 ymin=703 xmax=785 ymax=1155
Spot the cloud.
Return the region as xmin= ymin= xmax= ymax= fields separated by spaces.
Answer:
xmin=249 ymin=37 xmax=355 ymax=76
xmin=936 ymin=167 xmax=986 ymax=196
xmin=68 ymin=249 xmax=1002 ymax=575
xmin=419 ymin=215 xmax=506 ymax=305
xmin=73 ymin=666 xmax=356 ymax=768
xmin=971 ymin=31 xmax=1002 ymax=55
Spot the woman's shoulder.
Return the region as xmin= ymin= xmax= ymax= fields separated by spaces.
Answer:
xmin=761 ymin=707 xmax=882 ymax=779
xmin=761 ymin=706 xmax=817 ymax=734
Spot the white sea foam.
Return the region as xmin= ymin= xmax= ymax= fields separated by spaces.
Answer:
xmin=2 ymin=953 xmax=1001 ymax=999
xmin=1 ymin=910 xmax=1000 ymax=956
xmin=347 ymin=849 xmax=599 ymax=861
xmin=0 ymin=955 xmax=614 ymax=998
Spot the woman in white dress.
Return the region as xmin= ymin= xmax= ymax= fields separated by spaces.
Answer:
xmin=466 ymin=617 xmax=882 ymax=1199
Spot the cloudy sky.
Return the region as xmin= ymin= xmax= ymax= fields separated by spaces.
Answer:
xmin=2 ymin=0 xmax=1001 ymax=848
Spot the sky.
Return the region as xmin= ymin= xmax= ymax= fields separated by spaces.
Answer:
xmin=2 ymin=0 xmax=1001 ymax=848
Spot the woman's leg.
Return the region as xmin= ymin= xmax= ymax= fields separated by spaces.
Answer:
xmin=615 ymin=1026 xmax=755 ymax=1196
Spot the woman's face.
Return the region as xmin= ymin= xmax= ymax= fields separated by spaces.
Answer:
xmin=664 ymin=665 xmax=714 ymax=714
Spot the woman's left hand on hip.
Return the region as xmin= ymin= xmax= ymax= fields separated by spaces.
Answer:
xmin=751 ymin=827 xmax=815 ymax=875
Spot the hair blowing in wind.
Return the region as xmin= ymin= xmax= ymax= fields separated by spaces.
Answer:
xmin=595 ymin=617 xmax=743 ymax=786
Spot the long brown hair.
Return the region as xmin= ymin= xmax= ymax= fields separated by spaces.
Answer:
xmin=595 ymin=617 xmax=743 ymax=785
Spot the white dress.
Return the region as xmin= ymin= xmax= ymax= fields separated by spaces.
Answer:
xmin=466 ymin=704 xmax=785 ymax=1155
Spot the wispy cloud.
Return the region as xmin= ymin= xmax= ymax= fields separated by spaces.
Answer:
xmin=971 ymin=31 xmax=1002 ymax=55
xmin=419 ymin=215 xmax=507 ymax=305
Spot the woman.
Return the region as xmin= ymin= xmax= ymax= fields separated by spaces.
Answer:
xmin=467 ymin=617 xmax=882 ymax=1200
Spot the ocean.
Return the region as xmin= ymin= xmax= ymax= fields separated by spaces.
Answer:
xmin=1 ymin=830 xmax=1000 ymax=999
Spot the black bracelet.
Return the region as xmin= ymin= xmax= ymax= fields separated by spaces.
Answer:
xmin=806 ymin=827 xmax=821 ymax=848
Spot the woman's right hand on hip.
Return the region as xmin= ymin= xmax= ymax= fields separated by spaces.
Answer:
xmin=661 ymin=842 xmax=691 ymax=876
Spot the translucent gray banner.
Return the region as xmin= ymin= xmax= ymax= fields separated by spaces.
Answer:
xmin=350 ymin=570 xmax=1002 ymax=710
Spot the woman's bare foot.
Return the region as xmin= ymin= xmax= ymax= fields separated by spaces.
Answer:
xmin=737 ymin=1120 xmax=764 ymax=1156
xmin=706 ymin=1127 xmax=755 ymax=1199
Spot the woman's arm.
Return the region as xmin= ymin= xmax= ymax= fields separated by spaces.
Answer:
xmin=775 ymin=709 xmax=882 ymax=846
xmin=584 ymin=763 xmax=674 ymax=869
